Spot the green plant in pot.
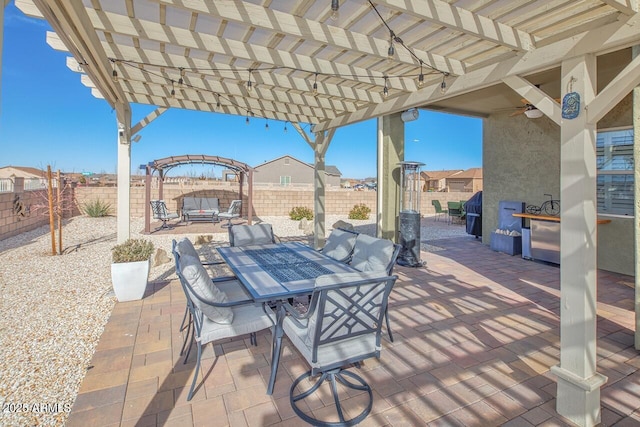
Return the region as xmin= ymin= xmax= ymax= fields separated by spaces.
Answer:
xmin=110 ymin=239 xmax=154 ymax=302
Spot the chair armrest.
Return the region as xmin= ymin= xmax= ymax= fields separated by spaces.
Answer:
xmin=211 ymin=275 xmax=236 ymax=283
xmin=202 ymin=260 xmax=225 ymax=266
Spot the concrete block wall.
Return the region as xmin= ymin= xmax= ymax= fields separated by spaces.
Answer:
xmin=1 ymin=183 xmax=475 ymax=241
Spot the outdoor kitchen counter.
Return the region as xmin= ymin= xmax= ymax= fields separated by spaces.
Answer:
xmin=512 ymin=213 xmax=612 ymax=224
xmin=512 ymin=213 xmax=611 ymax=264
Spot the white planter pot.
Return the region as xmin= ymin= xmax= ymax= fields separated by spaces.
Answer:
xmin=111 ymin=260 xmax=150 ymax=302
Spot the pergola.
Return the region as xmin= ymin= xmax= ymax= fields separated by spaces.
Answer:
xmin=2 ymin=1 xmax=640 ymax=426
xmin=143 ymin=154 xmax=254 ymax=233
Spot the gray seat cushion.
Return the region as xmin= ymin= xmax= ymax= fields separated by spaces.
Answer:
xmin=230 ymin=224 xmax=275 ymax=247
xmin=180 ymin=254 xmax=234 ymax=324
xmin=200 ymin=304 xmax=274 ymax=345
xmin=322 ymin=229 xmax=357 ymax=262
xmin=349 ymin=234 xmax=395 ymax=273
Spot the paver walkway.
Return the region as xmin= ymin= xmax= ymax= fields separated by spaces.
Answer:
xmin=66 ymin=234 xmax=640 ymax=426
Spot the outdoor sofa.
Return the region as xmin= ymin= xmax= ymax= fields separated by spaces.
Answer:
xmin=182 ymin=196 xmax=219 ymax=222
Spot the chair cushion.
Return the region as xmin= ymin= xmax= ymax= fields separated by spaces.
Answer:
xmin=305 ymin=271 xmax=388 ymax=348
xmin=180 ymin=254 xmax=234 ymax=324
xmin=200 ymin=304 xmax=274 ymax=345
xmin=230 ymin=224 xmax=274 ymax=247
xmin=175 ymin=237 xmax=199 ymax=260
xmin=349 ymin=234 xmax=395 ymax=273
xmin=322 ymin=229 xmax=357 ymax=262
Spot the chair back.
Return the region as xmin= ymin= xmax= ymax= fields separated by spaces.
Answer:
xmin=150 ymin=200 xmax=169 ymax=219
xmin=322 ymin=228 xmax=358 ymax=262
xmin=349 ymin=234 xmax=396 ymax=273
xmin=229 ymin=224 xmax=276 ymax=247
xmin=432 ymin=199 xmax=446 ymax=213
xmin=226 ymin=199 xmax=242 ymax=215
xmin=308 ymin=272 xmax=396 ymax=365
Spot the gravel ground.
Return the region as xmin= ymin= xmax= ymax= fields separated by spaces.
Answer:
xmin=0 ymin=214 xmax=467 ymax=426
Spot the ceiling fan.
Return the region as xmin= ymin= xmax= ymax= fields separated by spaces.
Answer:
xmin=510 ymin=99 xmax=544 ymax=119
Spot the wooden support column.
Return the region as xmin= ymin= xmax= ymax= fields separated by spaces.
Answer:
xmin=550 ymin=54 xmax=607 ymax=427
xmin=247 ymin=170 xmax=253 ymax=225
xmin=144 ymin=164 xmax=151 ymax=234
xmin=377 ymin=113 xmax=404 ymax=241
xmin=0 ymin=1 xmax=6 ymax=116
xmin=634 ymin=45 xmax=640 ymax=351
xmin=116 ymin=103 xmax=132 ymax=244
xmin=312 ymin=130 xmax=333 ymax=249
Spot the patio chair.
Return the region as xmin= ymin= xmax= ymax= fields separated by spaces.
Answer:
xmin=319 ymin=228 xmax=359 ymax=263
xmin=228 ymin=223 xmax=280 ymax=247
xmin=432 ymin=199 xmax=448 ymax=221
xmin=218 ymin=199 xmax=242 ymax=227
xmin=172 ymin=238 xmax=236 ymax=359
xmin=447 ymin=201 xmax=464 ymax=224
xmin=349 ymin=234 xmax=401 ymax=341
xmin=150 ymin=199 xmax=179 ymax=230
xmin=281 ymin=271 xmax=397 ymax=426
xmin=173 ymin=248 xmax=274 ymax=401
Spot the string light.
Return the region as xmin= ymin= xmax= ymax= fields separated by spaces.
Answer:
xmin=284 ymin=121 xmax=288 ymax=133
xmin=387 ymin=31 xmax=395 ymax=60
xmin=417 ymin=61 xmax=424 ymax=87
xmin=440 ymin=73 xmax=448 ymax=94
xmin=111 ymin=60 xmax=118 ymax=82
xmin=265 ymin=119 xmax=269 ymax=131
xmin=312 ymin=73 xmax=318 ymax=96
xmin=330 ymin=0 xmax=340 ymax=21
xmin=178 ymin=68 xmax=185 ymax=86
xmin=170 ymin=80 xmax=175 ymax=97
xmin=383 ymin=76 xmax=389 ymax=98
xmin=216 ymin=94 xmax=221 ymax=109
xmin=247 ymin=69 xmax=253 ymax=92
xmin=246 ymin=114 xmax=250 ymax=125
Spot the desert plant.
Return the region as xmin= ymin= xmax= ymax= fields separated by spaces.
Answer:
xmin=348 ymin=204 xmax=371 ymax=220
xmin=111 ymin=239 xmax=154 ymax=263
xmin=289 ymin=206 xmax=314 ymax=221
xmin=82 ymin=199 xmax=112 ymax=217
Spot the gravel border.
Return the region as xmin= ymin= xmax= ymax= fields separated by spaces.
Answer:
xmin=0 ymin=214 xmax=468 ymax=426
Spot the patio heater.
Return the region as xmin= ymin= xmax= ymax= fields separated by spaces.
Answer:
xmin=397 ymin=161 xmax=425 ymax=267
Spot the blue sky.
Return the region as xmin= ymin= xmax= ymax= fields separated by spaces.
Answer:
xmin=1 ymin=2 xmax=482 ymax=180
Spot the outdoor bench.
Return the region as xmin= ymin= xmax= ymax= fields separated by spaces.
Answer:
xmin=182 ymin=196 xmax=219 ymax=222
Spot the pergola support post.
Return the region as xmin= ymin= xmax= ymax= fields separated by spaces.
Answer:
xmin=550 ymin=54 xmax=607 ymax=427
xmin=377 ymin=113 xmax=404 ymax=241
xmin=0 ymin=1 xmax=7 ymax=116
xmin=144 ymin=165 xmax=151 ymax=234
xmin=633 ymin=45 xmax=640 ymax=351
xmin=312 ymin=130 xmax=333 ymax=249
xmin=116 ymin=103 xmax=132 ymax=244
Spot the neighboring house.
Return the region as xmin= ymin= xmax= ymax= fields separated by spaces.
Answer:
xmin=0 ymin=166 xmax=46 ymax=180
xmin=421 ymin=170 xmax=463 ymax=192
xmin=445 ymin=168 xmax=483 ymax=193
xmin=254 ymin=155 xmax=342 ymax=187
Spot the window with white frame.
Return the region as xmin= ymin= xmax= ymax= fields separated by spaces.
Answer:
xmin=280 ymin=176 xmax=291 ymax=186
xmin=597 ymin=127 xmax=634 ymax=216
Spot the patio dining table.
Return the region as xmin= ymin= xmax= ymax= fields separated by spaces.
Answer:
xmin=217 ymin=241 xmax=358 ymax=394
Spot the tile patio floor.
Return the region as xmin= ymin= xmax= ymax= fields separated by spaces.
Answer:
xmin=66 ymin=234 xmax=640 ymax=426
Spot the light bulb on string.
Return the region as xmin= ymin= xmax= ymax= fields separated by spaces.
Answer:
xmin=178 ymin=68 xmax=185 ymax=86
xmin=417 ymin=62 xmax=425 ymax=87
xmin=312 ymin=73 xmax=318 ymax=96
xmin=170 ymin=80 xmax=176 ymax=97
xmin=216 ymin=94 xmax=221 ymax=109
xmin=387 ymin=31 xmax=395 ymax=60
xmin=330 ymin=0 xmax=339 ymax=21
xmin=111 ymin=60 xmax=118 ymax=82
xmin=383 ymin=77 xmax=389 ymax=98
xmin=246 ymin=114 xmax=250 ymax=125
xmin=265 ymin=119 xmax=269 ymax=131
xmin=440 ymin=73 xmax=448 ymax=94
xmin=284 ymin=122 xmax=288 ymax=133
xmin=247 ymin=69 xmax=253 ymax=92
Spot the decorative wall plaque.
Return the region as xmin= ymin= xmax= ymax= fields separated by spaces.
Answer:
xmin=562 ymin=92 xmax=580 ymax=119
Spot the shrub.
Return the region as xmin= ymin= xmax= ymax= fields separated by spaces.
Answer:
xmin=348 ymin=204 xmax=371 ymax=220
xmin=111 ymin=239 xmax=154 ymax=263
xmin=82 ymin=199 xmax=112 ymax=217
xmin=289 ymin=206 xmax=314 ymax=221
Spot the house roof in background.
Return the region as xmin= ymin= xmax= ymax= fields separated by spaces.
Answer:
xmin=0 ymin=166 xmax=47 ymax=177
xmin=255 ymin=155 xmax=341 ymax=176
xmin=454 ymin=168 xmax=483 ymax=179
xmin=422 ymin=170 xmax=463 ymax=180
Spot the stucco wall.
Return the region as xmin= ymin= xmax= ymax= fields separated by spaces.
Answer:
xmin=254 ymin=157 xmax=340 ymax=187
xmin=483 ymin=94 xmax=634 ymax=275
